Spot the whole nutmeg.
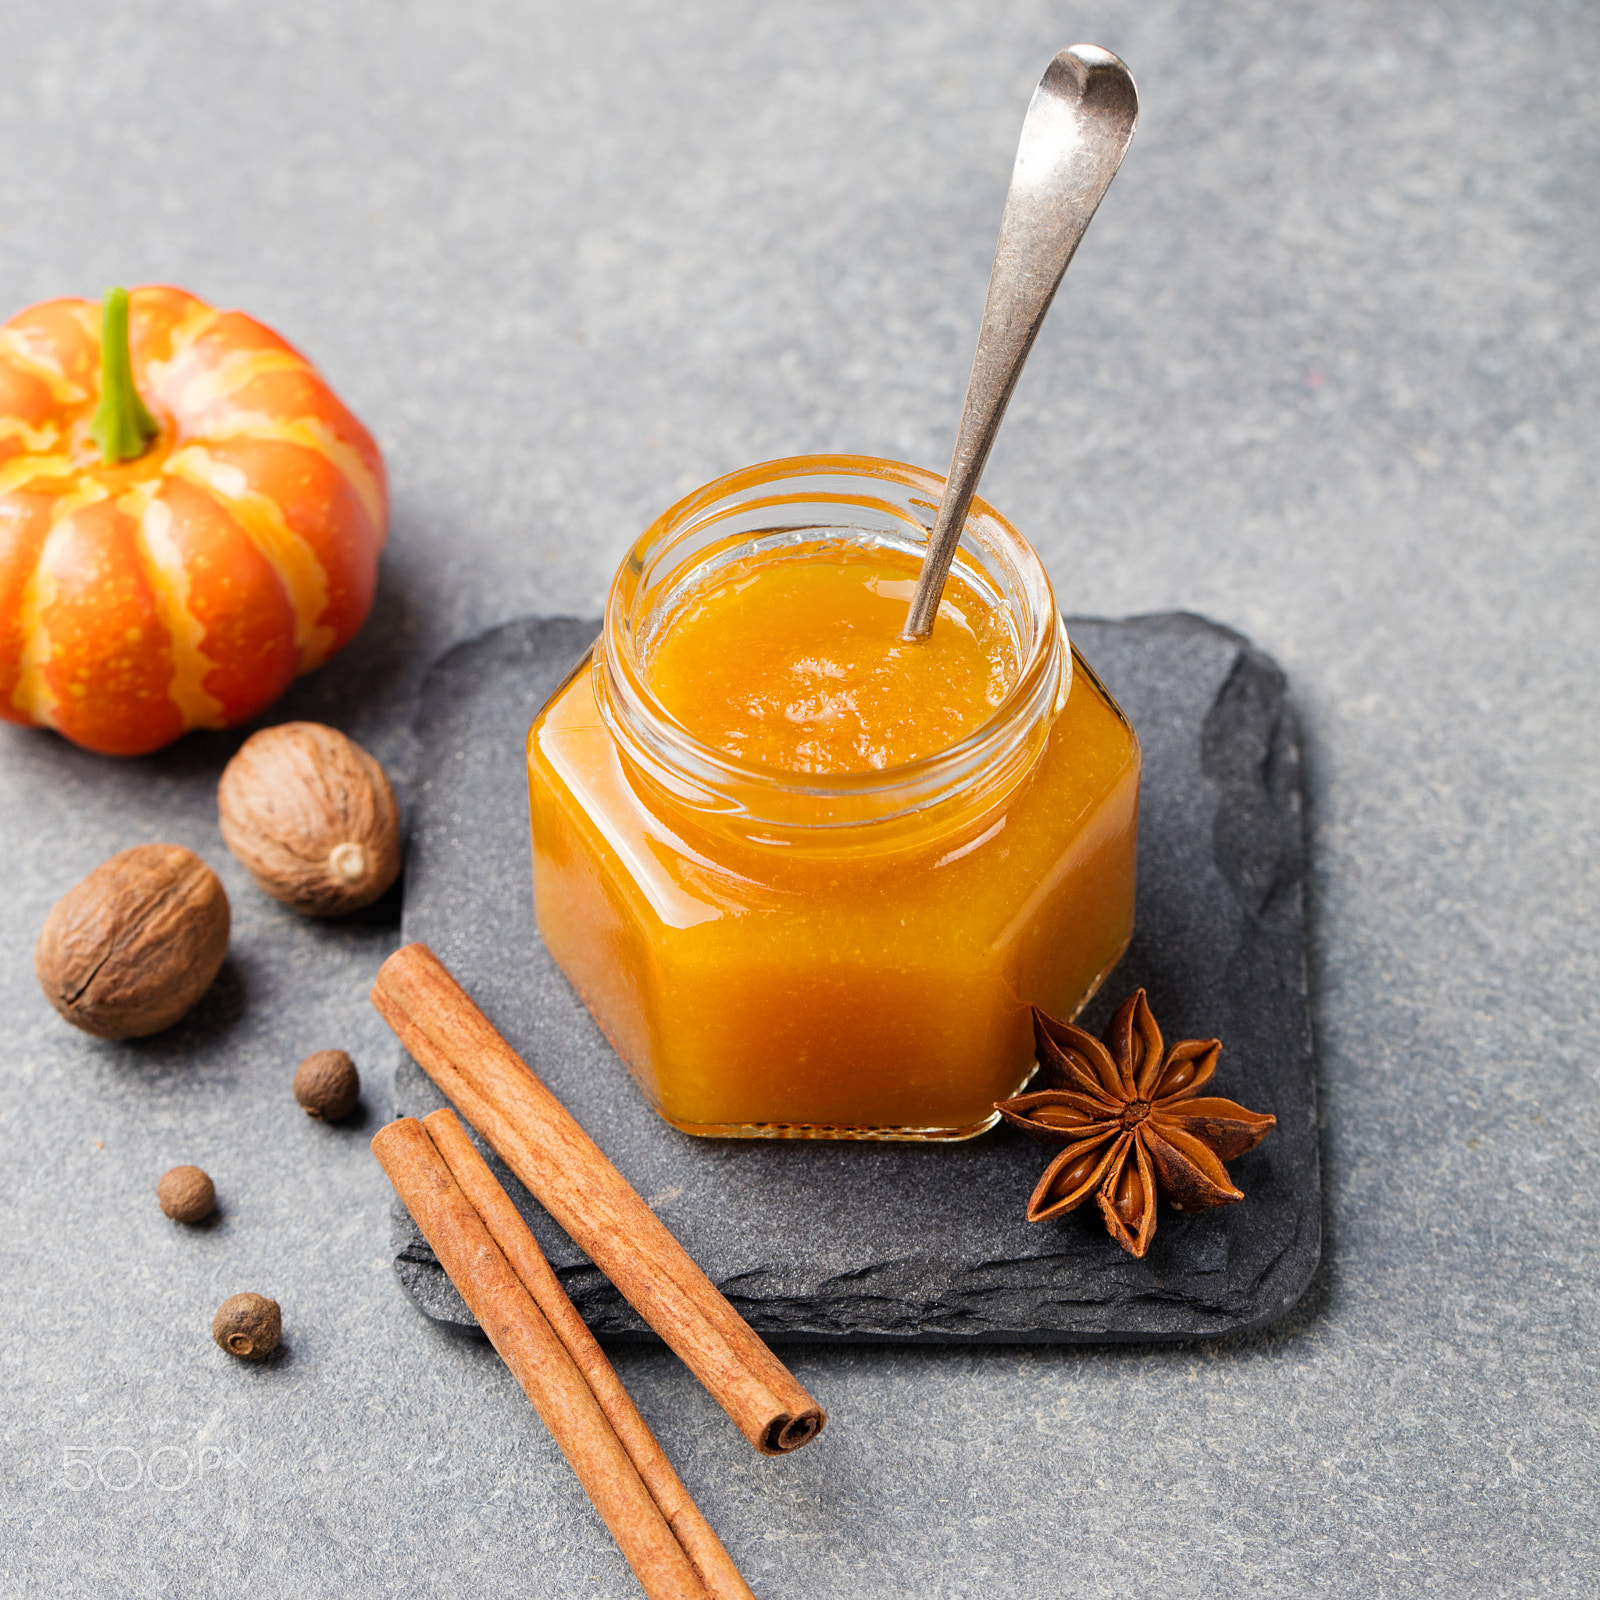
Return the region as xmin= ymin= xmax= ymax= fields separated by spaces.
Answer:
xmin=218 ymin=722 xmax=401 ymax=916
xmin=35 ymin=844 xmax=230 ymax=1038
xmin=212 ymin=1292 xmax=281 ymax=1361
xmin=157 ymin=1165 xmax=216 ymax=1223
xmin=293 ymin=1049 xmax=361 ymax=1121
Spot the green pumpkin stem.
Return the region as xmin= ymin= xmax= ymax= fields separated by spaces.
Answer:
xmin=90 ymin=287 xmax=159 ymax=464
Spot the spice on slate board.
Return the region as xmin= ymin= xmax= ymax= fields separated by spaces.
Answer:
xmin=373 ymin=1117 xmax=713 ymax=1600
xmin=294 ymin=1049 xmax=361 ymax=1120
xmin=421 ymin=1108 xmax=755 ymax=1600
xmin=212 ymin=1292 xmax=281 ymax=1360
xmin=157 ymin=1165 xmax=215 ymax=1223
xmin=997 ymin=989 xmax=1276 ymax=1258
xmin=370 ymin=941 xmax=825 ymax=1457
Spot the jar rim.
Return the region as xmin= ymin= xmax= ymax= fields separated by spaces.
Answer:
xmin=599 ymin=454 xmax=1067 ymax=825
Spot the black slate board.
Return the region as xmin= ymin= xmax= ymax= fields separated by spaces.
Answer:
xmin=390 ymin=612 xmax=1320 ymax=1342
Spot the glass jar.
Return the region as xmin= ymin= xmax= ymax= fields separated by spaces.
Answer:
xmin=527 ymin=455 xmax=1140 ymax=1139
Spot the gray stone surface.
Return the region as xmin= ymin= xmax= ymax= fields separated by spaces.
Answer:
xmin=391 ymin=611 xmax=1319 ymax=1342
xmin=1 ymin=1 xmax=1596 ymax=1596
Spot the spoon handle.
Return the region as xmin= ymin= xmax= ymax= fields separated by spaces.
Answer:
xmin=902 ymin=46 xmax=1138 ymax=641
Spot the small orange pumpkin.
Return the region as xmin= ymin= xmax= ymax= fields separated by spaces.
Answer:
xmin=0 ymin=286 xmax=387 ymax=755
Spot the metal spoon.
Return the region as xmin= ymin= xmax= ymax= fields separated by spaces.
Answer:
xmin=901 ymin=46 xmax=1139 ymax=640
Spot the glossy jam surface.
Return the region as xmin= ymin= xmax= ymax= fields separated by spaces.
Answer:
xmin=643 ymin=543 xmax=1019 ymax=774
xmin=528 ymin=535 xmax=1140 ymax=1138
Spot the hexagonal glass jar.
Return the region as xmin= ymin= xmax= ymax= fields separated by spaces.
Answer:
xmin=527 ymin=455 xmax=1139 ymax=1139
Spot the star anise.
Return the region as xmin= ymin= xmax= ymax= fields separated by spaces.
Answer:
xmin=996 ymin=990 xmax=1276 ymax=1258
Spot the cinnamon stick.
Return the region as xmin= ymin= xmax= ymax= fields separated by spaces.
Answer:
xmin=371 ymin=1117 xmax=710 ymax=1600
xmin=424 ymin=1108 xmax=757 ymax=1600
xmin=371 ymin=942 xmax=824 ymax=1457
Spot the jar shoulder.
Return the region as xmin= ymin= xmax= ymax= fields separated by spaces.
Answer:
xmin=529 ymin=643 xmax=1137 ymax=916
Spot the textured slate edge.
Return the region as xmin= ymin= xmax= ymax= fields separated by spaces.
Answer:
xmin=387 ymin=611 xmax=1321 ymax=1344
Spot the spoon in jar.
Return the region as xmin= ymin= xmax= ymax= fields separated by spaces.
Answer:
xmin=901 ymin=45 xmax=1139 ymax=641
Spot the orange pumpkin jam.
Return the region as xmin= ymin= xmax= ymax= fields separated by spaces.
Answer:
xmin=526 ymin=458 xmax=1140 ymax=1139
xmin=644 ymin=543 xmax=1019 ymax=774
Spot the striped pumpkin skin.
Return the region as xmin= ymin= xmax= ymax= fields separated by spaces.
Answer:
xmin=0 ymin=286 xmax=387 ymax=755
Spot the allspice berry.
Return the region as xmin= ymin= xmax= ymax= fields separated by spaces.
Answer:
xmin=157 ymin=1165 xmax=216 ymax=1223
xmin=218 ymin=722 xmax=401 ymax=916
xmin=293 ymin=1049 xmax=361 ymax=1121
xmin=212 ymin=1292 xmax=281 ymax=1361
xmin=35 ymin=844 xmax=230 ymax=1039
